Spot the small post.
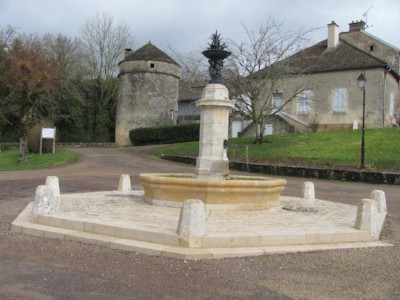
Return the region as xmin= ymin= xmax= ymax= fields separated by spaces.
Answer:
xmin=45 ymin=176 xmax=60 ymax=199
xmin=354 ymin=199 xmax=379 ymax=239
xmin=118 ymin=174 xmax=132 ymax=192
xmin=39 ymin=132 xmax=43 ymax=155
xmin=31 ymin=185 xmax=57 ymax=222
xmin=32 ymin=176 xmax=61 ymax=222
xmin=177 ymin=199 xmax=206 ymax=248
xmin=302 ymin=181 xmax=315 ymax=199
xmin=301 ymin=181 xmax=316 ymax=209
xmin=371 ymin=190 xmax=387 ymax=214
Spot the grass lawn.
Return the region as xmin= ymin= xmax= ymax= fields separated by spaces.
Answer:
xmin=0 ymin=148 xmax=79 ymax=171
xmin=150 ymin=128 xmax=400 ymax=171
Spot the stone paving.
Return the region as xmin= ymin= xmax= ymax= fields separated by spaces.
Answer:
xmin=55 ymin=191 xmax=357 ymax=233
xmin=60 ymin=191 xmax=180 ymax=230
xmin=12 ymin=189 xmax=390 ymax=259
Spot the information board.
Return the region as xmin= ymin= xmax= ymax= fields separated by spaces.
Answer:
xmin=40 ymin=127 xmax=56 ymax=154
xmin=41 ymin=128 xmax=56 ymax=139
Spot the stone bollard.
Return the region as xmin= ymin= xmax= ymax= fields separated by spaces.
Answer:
xmin=31 ymin=185 xmax=57 ymax=223
xmin=118 ymin=174 xmax=131 ymax=192
xmin=177 ymin=199 xmax=206 ymax=248
xmin=371 ymin=190 xmax=387 ymax=214
xmin=301 ymin=181 xmax=316 ymax=208
xmin=354 ymin=199 xmax=379 ymax=239
xmin=302 ymin=181 xmax=315 ymax=199
xmin=45 ymin=176 xmax=60 ymax=199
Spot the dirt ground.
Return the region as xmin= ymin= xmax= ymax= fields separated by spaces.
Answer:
xmin=0 ymin=146 xmax=399 ymax=299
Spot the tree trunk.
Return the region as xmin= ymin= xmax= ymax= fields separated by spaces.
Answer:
xmin=18 ymin=106 xmax=31 ymax=163
xmin=255 ymin=122 xmax=265 ymax=144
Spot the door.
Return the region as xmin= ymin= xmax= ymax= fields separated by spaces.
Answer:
xmin=231 ymin=121 xmax=243 ymax=138
xmin=264 ymin=124 xmax=273 ymax=136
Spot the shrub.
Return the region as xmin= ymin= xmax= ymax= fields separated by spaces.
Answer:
xmin=0 ymin=142 xmax=19 ymax=151
xmin=129 ymin=123 xmax=200 ymax=145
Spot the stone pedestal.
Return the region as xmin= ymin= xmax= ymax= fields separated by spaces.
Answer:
xmin=195 ymin=84 xmax=234 ymax=179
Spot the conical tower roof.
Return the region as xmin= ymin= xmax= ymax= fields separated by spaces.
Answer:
xmin=125 ymin=42 xmax=179 ymax=66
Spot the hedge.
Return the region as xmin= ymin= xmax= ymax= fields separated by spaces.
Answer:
xmin=129 ymin=123 xmax=200 ymax=145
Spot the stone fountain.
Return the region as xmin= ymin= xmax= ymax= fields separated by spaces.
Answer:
xmin=140 ymin=32 xmax=287 ymax=210
xmin=12 ymin=32 xmax=388 ymax=259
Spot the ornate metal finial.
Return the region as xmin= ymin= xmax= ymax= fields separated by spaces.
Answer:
xmin=202 ymin=31 xmax=231 ymax=84
xmin=208 ymin=31 xmax=227 ymax=50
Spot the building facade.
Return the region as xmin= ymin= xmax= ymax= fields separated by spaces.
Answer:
xmin=246 ymin=20 xmax=400 ymax=135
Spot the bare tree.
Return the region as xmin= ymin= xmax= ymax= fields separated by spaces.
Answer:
xmin=163 ymin=42 xmax=207 ymax=83
xmin=40 ymin=33 xmax=86 ymax=128
xmin=226 ymin=17 xmax=316 ymax=143
xmin=79 ymin=14 xmax=134 ymax=141
xmin=0 ymin=25 xmax=17 ymax=51
xmin=42 ymin=33 xmax=83 ymax=78
xmin=79 ymin=13 xmax=133 ymax=79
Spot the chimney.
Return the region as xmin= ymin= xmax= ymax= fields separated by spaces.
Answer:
xmin=327 ymin=21 xmax=339 ymax=48
xmin=349 ymin=20 xmax=366 ymax=32
xmin=124 ymin=48 xmax=132 ymax=58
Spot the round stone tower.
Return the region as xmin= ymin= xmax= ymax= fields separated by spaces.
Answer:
xmin=115 ymin=42 xmax=180 ymax=146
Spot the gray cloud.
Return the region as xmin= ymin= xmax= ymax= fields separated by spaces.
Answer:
xmin=0 ymin=0 xmax=398 ymax=52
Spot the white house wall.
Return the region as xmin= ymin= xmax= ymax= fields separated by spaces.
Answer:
xmin=279 ymin=68 xmax=398 ymax=131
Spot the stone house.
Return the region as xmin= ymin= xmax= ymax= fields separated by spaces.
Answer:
xmin=177 ymin=82 xmax=203 ymax=123
xmin=244 ymin=20 xmax=400 ymax=135
xmin=115 ymin=42 xmax=180 ymax=146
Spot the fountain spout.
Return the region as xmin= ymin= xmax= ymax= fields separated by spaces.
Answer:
xmin=202 ymin=31 xmax=231 ymax=84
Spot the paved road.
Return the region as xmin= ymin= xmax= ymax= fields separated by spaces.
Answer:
xmin=0 ymin=146 xmax=399 ymax=299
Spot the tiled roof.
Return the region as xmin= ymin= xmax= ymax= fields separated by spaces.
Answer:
xmin=125 ymin=42 xmax=179 ymax=66
xmin=258 ymin=39 xmax=387 ymax=77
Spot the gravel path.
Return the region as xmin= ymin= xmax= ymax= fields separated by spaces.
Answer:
xmin=0 ymin=146 xmax=399 ymax=299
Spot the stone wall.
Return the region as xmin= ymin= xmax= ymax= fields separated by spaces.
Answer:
xmin=161 ymin=154 xmax=400 ymax=185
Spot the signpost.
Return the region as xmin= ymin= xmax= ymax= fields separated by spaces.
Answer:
xmin=40 ymin=128 xmax=56 ymax=154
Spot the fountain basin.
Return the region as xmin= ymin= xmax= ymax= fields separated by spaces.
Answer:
xmin=139 ymin=173 xmax=287 ymax=210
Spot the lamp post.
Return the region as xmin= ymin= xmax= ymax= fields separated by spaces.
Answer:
xmin=357 ymin=67 xmax=367 ymax=169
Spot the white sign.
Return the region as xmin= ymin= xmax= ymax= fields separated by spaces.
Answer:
xmin=40 ymin=127 xmax=56 ymax=154
xmin=42 ymin=128 xmax=56 ymax=139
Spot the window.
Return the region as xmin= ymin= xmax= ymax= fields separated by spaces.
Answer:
xmin=333 ymin=88 xmax=347 ymax=112
xmin=150 ymin=63 xmax=155 ymax=68
xmin=298 ymin=90 xmax=311 ymax=114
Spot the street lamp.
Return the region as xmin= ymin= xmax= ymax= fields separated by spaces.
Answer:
xmin=357 ymin=68 xmax=367 ymax=169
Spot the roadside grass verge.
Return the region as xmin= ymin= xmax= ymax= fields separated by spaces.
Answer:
xmin=0 ymin=148 xmax=79 ymax=171
xmin=150 ymin=128 xmax=400 ymax=171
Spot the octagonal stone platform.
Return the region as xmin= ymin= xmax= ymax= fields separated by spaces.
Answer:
xmin=12 ymin=188 xmax=389 ymax=259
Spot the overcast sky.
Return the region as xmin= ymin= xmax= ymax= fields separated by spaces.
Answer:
xmin=0 ymin=0 xmax=399 ymax=53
